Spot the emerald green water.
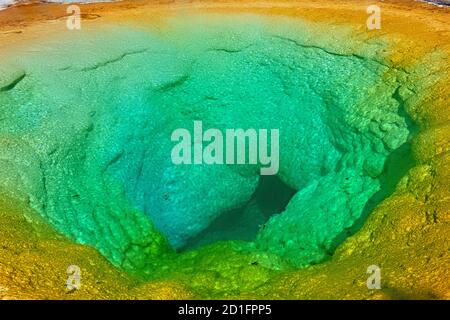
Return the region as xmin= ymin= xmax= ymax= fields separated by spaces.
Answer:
xmin=0 ymin=14 xmax=412 ymax=280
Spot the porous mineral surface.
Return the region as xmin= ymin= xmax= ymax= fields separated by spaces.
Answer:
xmin=0 ymin=0 xmax=448 ymax=299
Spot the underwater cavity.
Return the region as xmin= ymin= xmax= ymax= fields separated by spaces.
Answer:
xmin=0 ymin=16 xmax=411 ymax=269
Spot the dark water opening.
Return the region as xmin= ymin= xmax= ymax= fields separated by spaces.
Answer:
xmin=182 ymin=175 xmax=297 ymax=250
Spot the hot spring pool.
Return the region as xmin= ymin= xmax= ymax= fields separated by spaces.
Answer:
xmin=0 ymin=12 xmax=421 ymax=292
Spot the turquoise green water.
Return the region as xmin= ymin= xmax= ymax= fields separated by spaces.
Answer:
xmin=0 ymin=15 xmax=411 ymax=271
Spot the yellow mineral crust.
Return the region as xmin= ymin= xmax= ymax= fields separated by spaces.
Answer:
xmin=0 ymin=0 xmax=448 ymax=299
